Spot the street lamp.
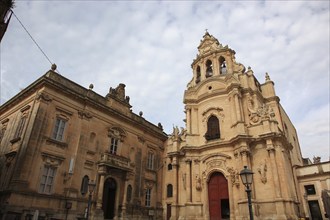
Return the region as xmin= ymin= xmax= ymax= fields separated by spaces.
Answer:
xmin=86 ymin=180 xmax=96 ymax=220
xmin=240 ymin=166 xmax=254 ymax=220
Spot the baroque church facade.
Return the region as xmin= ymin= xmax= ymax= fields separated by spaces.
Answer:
xmin=163 ymin=32 xmax=305 ymax=220
xmin=0 ymin=32 xmax=329 ymax=220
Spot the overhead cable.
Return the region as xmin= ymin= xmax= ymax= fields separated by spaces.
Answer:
xmin=11 ymin=10 xmax=54 ymax=67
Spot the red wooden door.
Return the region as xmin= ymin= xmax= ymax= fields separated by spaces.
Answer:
xmin=208 ymin=172 xmax=229 ymax=220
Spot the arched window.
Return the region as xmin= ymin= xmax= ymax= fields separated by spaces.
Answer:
xmin=206 ymin=60 xmax=213 ymax=77
xmin=205 ymin=115 xmax=220 ymax=140
xmin=80 ymin=175 xmax=89 ymax=196
xmin=219 ymin=57 xmax=227 ymax=75
xmin=126 ymin=184 xmax=132 ymax=203
xmin=196 ymin=66 xmax=201 ymax=83
xmin=167 ymin=163 xmax=172 ymax=171
xmin=167 ymin=184 xmax=173 ymax=197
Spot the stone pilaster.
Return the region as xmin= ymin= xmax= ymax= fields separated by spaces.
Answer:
xmin=96 ymin=172 xmax=105 ymax=210
xmin=234 ymin=92 xmax=242 ymax=122
xmin=267 ymin=140 xmax=281 ymax=198
xmin=185 ymin=159 xmax=192 ymax=203
xmin=171 ymin=157 xmax=179 ymax=219
xmin=186 ymin=107 xmax=192 ymax=134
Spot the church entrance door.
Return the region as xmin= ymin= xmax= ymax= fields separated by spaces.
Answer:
xmin=208 ymin=172 xmax=230 ymax=220
xmin=102 ymin=178 xmax=117 ymax=220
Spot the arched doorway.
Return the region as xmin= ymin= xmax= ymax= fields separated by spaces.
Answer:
xmin=102 ymin=178 xmax=117 ymax=219
xmin=208 ymin=172 xmax=230 ymax=220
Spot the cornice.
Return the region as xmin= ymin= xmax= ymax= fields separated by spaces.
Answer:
xmin=180 ymin=134 xmax=253 ymax=154
xmin=184 ymin=83 xmax=241 ymax=104
xmin=191 ymin=48 xmax=234 ymax=67
xmin=0 ymin=70 xmax=167 ymax=140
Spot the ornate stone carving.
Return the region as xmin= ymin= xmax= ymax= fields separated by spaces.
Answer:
xmin=201 ymin=153 xmax=231 ymax=162
xmin=233 ymin=62 xmax=246 ymax=74
xmin=41 ymin=152 xmax=64 ymax=167
xmin=170 ymin=126 xmax=186 ymax=141
xmin=313 ymin=156 xmax=321 ymax=164
xmin=227 ymin=167 xmax=240 ymax=187
xmin=108 ymin=127 xmax=126 ymax=142
xmin=233 ymin=150 xmax=239 ymax=158
xmin=197 ymin=31 xmax=225 ymax=55
xmin=36 ymin=92 xmax=52 ymax=103
xmin=206 ymin=159 xmax=227 ymax=171
xmin=78 ymin=110 xmax=93 ymax=120
xmin=145 ymin=179 xmax=154 ymax=188
xmin=186 ymin=77 xmax=194 ymax=89
xmin=107 ymin=83 xmax=130 ymax=104
xmin=202 ymin=107 xmax=224 ymax=123
xmin=137 ymin=136 xmax=145 ymax=144
xmin=257 ymin=160 xmax=267 ymax=184
xmin=248 ymin=97 xmax=275 ymax=125
xmin=239 ymin=146 xmax=250 ymax=157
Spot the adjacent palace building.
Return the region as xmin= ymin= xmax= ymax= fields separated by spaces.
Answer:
xmin=0 ymin=32 xmax=329 ymax=220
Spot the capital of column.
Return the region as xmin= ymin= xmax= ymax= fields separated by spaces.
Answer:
xmin=233 ymin=92 xmax=240 ymax=98
xmin=239 ymin=146 xmax=250 ymax=156
xmin=185 ymin=159 xmax=192 ymax=164
xmin=97 ymin=165 xmax=107 ymax=175
xmin=172 ymin=162 xmax=179 ymax=168
xmin=267 ymin=144 xmax=275 ymax=152
xmin=266 ymin=139 xmax=275 ymax=152
xmin=185 ymin=106 xmax=192 ymax=111
xmin=193 ymin=159 xmax=200 ymax=164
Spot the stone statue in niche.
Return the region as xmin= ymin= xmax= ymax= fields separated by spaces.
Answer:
xmin=195 ymin=175 xmax=202 ymax=191
xmin=257 ymin=161 xmax=267 ymax=184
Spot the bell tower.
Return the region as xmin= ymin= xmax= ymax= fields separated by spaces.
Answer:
xmin=187 ymin=31 xmax=245 ymax=88
xmin=184 ymin=31 xmax=247 ymax=143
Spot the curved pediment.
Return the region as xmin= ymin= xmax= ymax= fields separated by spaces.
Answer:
xmin=201 ymin=152 xmax=231 ymax=163
xmin=108 ymin=126 xmax=127 ymax=141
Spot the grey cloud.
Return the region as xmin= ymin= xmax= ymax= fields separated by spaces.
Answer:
xmin=0 ymin=1 xmax=328 ymax=160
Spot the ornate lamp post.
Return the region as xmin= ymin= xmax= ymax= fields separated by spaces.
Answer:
xmin=240 ymin=166 xmax=254 ymax=220
xmin=86 ymin=180 xmax=96 ymax=220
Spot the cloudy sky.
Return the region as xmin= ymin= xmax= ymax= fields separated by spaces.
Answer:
xmin=0 ymin=1 xmax=329 ymax=161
